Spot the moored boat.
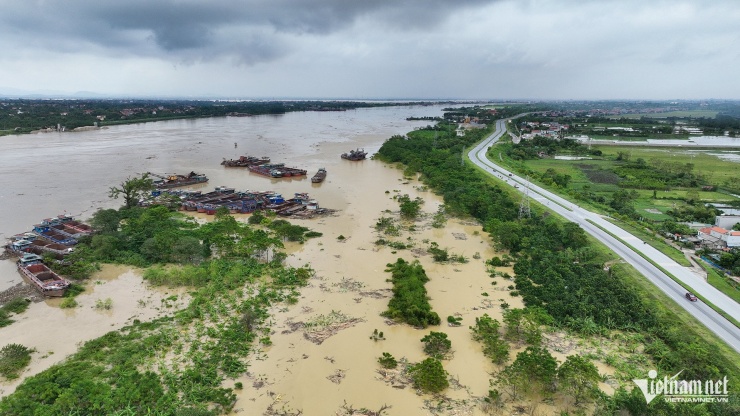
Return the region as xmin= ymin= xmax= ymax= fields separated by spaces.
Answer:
xmin=150 ymin=171 xmax=209 ymax=189
xmin=248 ymin=164 xmax=281 ymax=177
xmin=311 ymin=168 xmax=327 ymax=183
xmin=32 ymin=224 xmax=77 ymax=245
xmin=17 ymin=254 xmax=70 ymax=297
xmin=55 ymin=215 xmax=93 ymax=234
xmin=7 ymin=237 xmax=73 ymax=257
xmin=221 ymin=155 xmax=271 ymax=167
xmin=341 ymin=148 xmax=367 ymax=161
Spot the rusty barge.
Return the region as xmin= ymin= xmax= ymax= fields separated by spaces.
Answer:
xmin=248 ymin=163 xmax=307 ymax=178
xmin=341 ymin=148 xmax=367 ymax=161
xmin=160 ymin=187 xmax=326 ymax=218
xmin=17 ymin=254 xmax=71 ymax=297
xmin=311 ymin=168 xmax=327 ymax=183
xmin=150 ymin=171 xmax=209 ymax=189
xmin=221 ymin=155 xmax=271 ymax=167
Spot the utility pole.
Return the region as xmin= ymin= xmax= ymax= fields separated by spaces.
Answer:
xmin=518 ymin=175 xmax=531 ymax=219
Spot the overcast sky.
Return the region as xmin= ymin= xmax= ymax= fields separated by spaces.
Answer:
xmin=1 ymin=0 xmax=738 ymax=100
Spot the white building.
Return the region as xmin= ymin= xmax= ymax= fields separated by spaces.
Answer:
xmin=715 ymin=215 xmax=740 ymax=230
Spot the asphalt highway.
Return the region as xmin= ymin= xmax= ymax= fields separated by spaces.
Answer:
xmin=468 ymin=118 xmax=740 ymax=354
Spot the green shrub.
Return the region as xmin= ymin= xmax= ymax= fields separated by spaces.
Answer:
xmin=95 ymin=298 xmax=113 ymax=310
xmin=381 ymin=259 xmax=440 ymax=328
xmin=64 ymin=283 xmax=85 ymax=298
xmin=378 ymin=352 xmax=398 ymax=369
xmin=409 ymin=358 xmax=448 ymax=393
xmin=2 ymin=298 xmax=30 ymax=314
xmin=0 ymin=298 xmax=31 ymax=328
xmin=421 ymin=332 xmax=452 ymax=359
xmin=0 ymin=343 xmax=33 ymax=379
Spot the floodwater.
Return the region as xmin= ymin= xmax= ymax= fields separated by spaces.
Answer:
xmin=233 ymin=156 xmax=526 ymax=414
xmin=704 ymin=152 xmax=740 ymax=163
xmin=645 ymin=135 xmax=740 ymax=146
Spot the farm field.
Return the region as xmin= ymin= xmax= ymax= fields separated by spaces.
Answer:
xmin=595 ymin=146 xmax=740 ymax=189
xmin=614 ymin=110 xmax=720 ymax=119
xmin=494 ymin=142 xmax=740 ymax=222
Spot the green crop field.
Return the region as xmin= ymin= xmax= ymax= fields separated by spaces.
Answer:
xmin=494 ymin=142 xmax=740 ymax=221
xmin=614 ymin=110 xmax=720 ymax=119
xmin=593 ymin=146 xmax=740 ymax=186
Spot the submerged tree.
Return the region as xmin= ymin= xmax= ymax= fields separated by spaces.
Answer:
xmin=421 ymin=331 xmax=452 ymax=359
xmin=108 ymin=174 xmax=154 ymax=209
xmin=557 ymin=355 xmax=602 ymax=406
xmin=409 ymin=358 xmax=448 ymax=393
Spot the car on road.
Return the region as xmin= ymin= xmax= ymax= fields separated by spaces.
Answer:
xmin=685 ymin=292 xmax=698 ymax=302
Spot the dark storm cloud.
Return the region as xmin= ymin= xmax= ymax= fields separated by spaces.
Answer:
xmin=3 ymin=0 xmax=738 ymax=99
xmin=1 ymin=0 xmax=497 ymax=60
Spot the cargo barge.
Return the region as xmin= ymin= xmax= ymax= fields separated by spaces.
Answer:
xmin=17 ymin=254 xmax=70 ymax=297
xmin=221 ymin=155 xmax=271 ymax=167
xmin=166 ymin=187 xmax=327 ymax=218
xmin=32 ymin=223 xmax=77 ymax=246
xmin=311 ymin=168 xmax=327 ymax=183
xmin=341 ymin=148 xmax=367 ymax=161
xmin=7 ymin=237 xmax=73 ymax=258
xmin=150 ymin=171 xmax=209 ymax=189
xmin=248 ymin=163 xmax=307 ymax=178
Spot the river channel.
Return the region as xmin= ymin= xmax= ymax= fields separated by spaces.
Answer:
xmin=0 ymin=104 xmax=443 ymax=291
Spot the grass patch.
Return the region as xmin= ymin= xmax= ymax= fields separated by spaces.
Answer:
xmin=0 ymin=344 xmax=34 ymax=380
xmin=701 ymin=261 xmax=740 ymax=304
xmin=0 ymin=298 xmax=32 ymax=328
xmin=594 ymin=146 xmax=740 ymax=190
xmin=94 ymin=298 xmax=113 ymax=310
xmin=1 ymin=298 xmax=30 ymax=315
xmin=605 ymin=218 xmax=691 ymax=267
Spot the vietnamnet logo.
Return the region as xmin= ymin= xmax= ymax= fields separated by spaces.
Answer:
xmin=633 ymin=370 xmax=729 ymax=404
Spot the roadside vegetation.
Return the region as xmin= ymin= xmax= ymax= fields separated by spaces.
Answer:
xmin=376 ymin=109 xmax=740 ymax=414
